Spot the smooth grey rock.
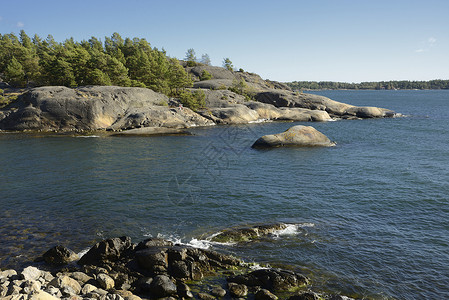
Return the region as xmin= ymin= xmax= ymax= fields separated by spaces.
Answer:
xmin=0 ymin=86 xmax=213 ymax=132
xmin=252 ymin=125 xmax=335 ymax=148
xmin=255 ymin=89 xmax=394 ymax=118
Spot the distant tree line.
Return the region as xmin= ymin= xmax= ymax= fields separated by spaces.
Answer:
xmin=286 ymin=80 xmax=449 ymax=90
xmin=0 ymin=31 xmax=194 ymax=97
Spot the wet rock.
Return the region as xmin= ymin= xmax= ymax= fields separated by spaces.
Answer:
xmin=288 ymin=291 xmax=321 ymax=300
xmin=329 ymin=295 xmax=355 ymax=300
xmin=78 ymin=236 xmax=133 ymax=266
xmin=177 ymin=282 xmax=194 ymax=298
xmin=97 ymin=273 xmax=115 ymax=290
xmin=255 ymin=288 xmax=279 ymax=300
xmin=252 ymin=125 xmax=335 ymax=148
xmin=21 ymin=266 xmax=41 ymax=281
xmin=135 ymin=247 xmax=168 ymax=272
xmin=169 ymin=260 xmax=190 ymax=279
xmin=137 ymin=277 xmax=153 ymax=292
xmin=228 ymin=282 xmax=248 ymax=297
xmin=198 ymin=292 xmax=217 ymax=300
xmin=210 ymin=223 xmax=288 ymax=243
xmin=228 ymin=268 xmax=309 ymax=292
xmin=148 ymin=275 xmax=177 ymax=298
xmin=135 ymin=238 xmax=173 ymax=251
xmin=43 ymin=245 xmax=79 ymax=265
xmin=210 ymin=286 xmax=227 ymax=297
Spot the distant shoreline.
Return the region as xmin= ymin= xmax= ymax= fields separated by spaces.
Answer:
xmin=296 ymin=88 xmax=449 ymax=91
xmin=285 ymin=80 xmax=449 ymax=91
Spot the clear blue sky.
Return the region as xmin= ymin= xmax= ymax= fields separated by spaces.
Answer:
xmin=1 ymin=0 xmax=448 ymax=82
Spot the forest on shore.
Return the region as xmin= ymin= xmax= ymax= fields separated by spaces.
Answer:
xmin=286 ymin=80 xmax=449 ymax=91
xmin=0 ymin=31 xmax=195 ymax=96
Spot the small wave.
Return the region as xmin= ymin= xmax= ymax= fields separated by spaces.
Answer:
xmin=248 ymin=119 xmax=271 ymax=124
xmin=76 ymin=135 xmax=100 ymax=138
xmin=77 ymin=248 xmax=90 ymax=258
xmin=271 ymin=223 xmax=315 ymax=238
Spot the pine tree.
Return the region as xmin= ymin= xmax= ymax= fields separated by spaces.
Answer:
xmin=4 ymin=57 xmax=25 ymax=87
xmin=200 ymin=54 xmax=211 ymax=65
xmin=222 ymin=58 xmax=234 ymax=71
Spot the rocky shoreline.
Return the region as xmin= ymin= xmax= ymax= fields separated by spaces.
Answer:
xmin=0 ymin=224 xmax=355 ymax=300
xmin=0 ymin=65 xmax=396 ymax=135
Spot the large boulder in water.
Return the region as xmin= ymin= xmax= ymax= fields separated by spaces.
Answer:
xmin=252 ymin=125 xmax=335 ymax=148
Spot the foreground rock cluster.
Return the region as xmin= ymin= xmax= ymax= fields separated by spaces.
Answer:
xmin=0 ymin=234 xmax=354 ymax=300
xmin=0 ymin=64 xmax=395 ymax=133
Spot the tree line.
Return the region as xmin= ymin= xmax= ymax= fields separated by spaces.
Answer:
xmin=286 ymin=80 xmax=449 ymax=91
xmin=0 ymin=31 xmax=194 ymax=97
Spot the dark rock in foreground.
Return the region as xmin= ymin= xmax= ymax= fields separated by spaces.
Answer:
xmin=252 ymin=125 xmax=336 ymax=148
xmin=0 ymin=235 xmax=357 ymax=300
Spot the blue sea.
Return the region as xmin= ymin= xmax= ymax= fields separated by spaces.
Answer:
xmin=0 ymin=90 xmax=448 ymax=299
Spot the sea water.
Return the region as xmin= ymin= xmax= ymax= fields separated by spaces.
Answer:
xmin=0 ymin=90 xmax=448 ymax=299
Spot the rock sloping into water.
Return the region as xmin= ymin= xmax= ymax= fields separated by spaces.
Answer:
xmin=209 ymin=223 xmax=288 ymax=243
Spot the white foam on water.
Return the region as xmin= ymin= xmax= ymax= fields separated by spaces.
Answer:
xmin=247 ymin=263 xmax=270 ymax=270
xmin=271 ymin=223 xmax=315 ymax=238
xmin=248 ymin=118 xmax=271 ymax=124
xmin=77 ymin=248 xmax=90 ymax=258
xmin=76 ymin=135 xmax=100 ymax=138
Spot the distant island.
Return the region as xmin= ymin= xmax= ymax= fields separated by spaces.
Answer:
xmin=285 ymin=80 xmax=449 ymax=91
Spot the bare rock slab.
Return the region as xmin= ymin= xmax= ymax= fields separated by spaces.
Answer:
xmin=252 ymin=125 xmax=335 ymax=148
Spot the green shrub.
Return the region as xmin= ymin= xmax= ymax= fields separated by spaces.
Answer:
xmin=228 ymin=78 xmax=255 ymax=101
xmin=186 ymin=61 xmax=197 ymax=67
xmin=200 ymin=70 xmax=212 ymax=81
xmin=178 ymin=90 xmax=205 ymax=111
